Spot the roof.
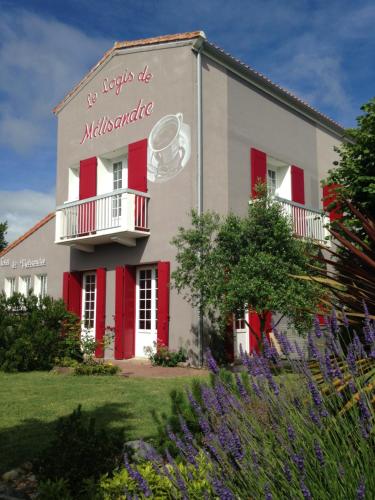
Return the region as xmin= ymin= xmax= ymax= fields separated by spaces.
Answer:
xmin=52 ymin=31 xmax=345 ymax=136
xmin=0 ymin=213 xmax=55 ymax=258
xmin=52 ymin=31 xmax=204 ymax=114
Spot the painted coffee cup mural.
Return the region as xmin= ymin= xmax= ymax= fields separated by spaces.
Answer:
xmin=147 ymin=112 xmax=191 ymax=183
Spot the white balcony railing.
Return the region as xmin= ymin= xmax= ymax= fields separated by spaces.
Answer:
xmin=275 ymin=196 xmax=327 ymax=242
xmin=55 ymin=188 xmax=150 ymax=245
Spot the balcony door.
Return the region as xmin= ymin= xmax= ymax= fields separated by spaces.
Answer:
xmin=135 ymin=267 xmax=158 ymax=357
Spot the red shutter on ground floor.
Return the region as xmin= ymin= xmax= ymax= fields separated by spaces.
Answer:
xmin=95 ymin=268 xmax=106 ymax=358
xmin=323 ymin=183 xmax=342 ymax=222
xmin=250 ymin=148 xmax=267 ymax=198
xmin=123 ymin=266 xmax=136 ymax=359
xmin=115 ymin=266 xmax=125 ymax=360
xmin=128 ymin=139 xmax=148 ymax=193
xmin=249 ymin=310 xmax=272 ymax=354
xmin=157 ymin=261 xmax=170 ymax=348
xmin=62 ymin=271 xmax=82 ymax=318
xmin=291 ymin=165 xmax=305 ymax=205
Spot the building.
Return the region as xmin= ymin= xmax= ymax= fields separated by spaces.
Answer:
xmin=0 ymin=31 xmax=344 ymax=362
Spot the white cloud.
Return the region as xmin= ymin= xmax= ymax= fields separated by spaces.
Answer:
xmin=0 ymin=9 xmax=111 ymax=154
xmin=0 ymin=190 xmax=55 ymax=243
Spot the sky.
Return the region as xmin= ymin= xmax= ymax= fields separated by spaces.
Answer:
xmin=0 ymin=0 xmax=374 ymax=242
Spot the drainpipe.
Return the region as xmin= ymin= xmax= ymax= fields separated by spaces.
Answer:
xmin=196 ymin=42 xmax=204 ymax=367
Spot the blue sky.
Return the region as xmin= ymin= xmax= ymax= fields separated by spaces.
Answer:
xmin=0 ymin=0 xmax=374 ymax=241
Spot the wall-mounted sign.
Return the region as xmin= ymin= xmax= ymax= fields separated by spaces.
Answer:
xmin=81 ymin=65 xmax=155 ymax=145
xmin=0 ymin=257 xmax=46 ymax=269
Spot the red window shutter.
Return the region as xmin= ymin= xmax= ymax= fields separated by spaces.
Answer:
xmin=79 ymin=157 xmax=97 ymax=199
xmin=291 ymin=165 xmax=305 ymax=205
xmin=115 ymin=266 xmax=125 ymax=360
xmin=128 ymin=139 xmax=148 ymax=193
xmin=79 ymin=157 xmax=97 ymax=234
xmin=323 ymin=183 xmax=342 ymax=222
xmin=250 ymin=148 xmax=267 ymax=198
xmin=249 ymin=310 xmax=261 ymax=354
xmin=157 ymin=261 xmax=170 ymax=348
xmin=95 ymin=268 xmax=106 ymax=358
xmin=249 ymin=310 xmax=272 ymax=354
xmin=123 ymin=265 xmax=136 ymax=359
xmin=62 ymin=272 xmax=82 ymax=318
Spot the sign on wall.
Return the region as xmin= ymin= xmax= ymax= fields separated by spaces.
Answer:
xmin=80 ymin=63 xmax=191 ymax=183
xmin=0 ymin=257 xmax=46 ymax=269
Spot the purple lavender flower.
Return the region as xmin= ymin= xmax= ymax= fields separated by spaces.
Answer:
xmin=165 ymin=449 xmax=188 ymax=499
xmin=358 ymin=394 xmax=372 ymax=439
xmin=201 ymin=384 xmax=222 ymax=415
xmin=252 ymin=380 xmax=262 ymax=398
xmin=314 ymin=441 xmax=324 ymax=466
xmin=124 ymin=454 xmax=151 ymax=497
xmin=235 ymin=374 xmax=250 ymax=403
xmin=357 ymin=478 xmax=365 ymax=500
xmin=330 ymin=309 xmax=339 ymax=335
xmin=300 ymin=479 xmax=312 ymax=499
xmin=309 ymin=408 xmax=321 ymax=427
xmin=313 ymin=316 xmax=322 ymax=338
xmin=287 ymin=424 xmax=296 ymax=442
xmin=353 ymin=334 xmax=367 ymax=359
xmin=206 ymin=348 xmax=219 ymax=374
xmin=273 ymin=327 xmax=294 ymax=355
xmin=308 ymin=332 xmax=320 ymax=359
xmin=264 ymin=483 xmax=272 ymax=500
xmin=283 ymin=464 xmax=292 ymax=482
xmin=342 ymin=308 xmax=350 ymax=329
xmin=347 ymin=345 xmax=358 ymax=375
xmin=292 ymin=452 xmax=305 ymax=473
xmin=324 ymin=350 xmax=335 ymax=379
xmin=212 ymin=476 xmax=234 ymax=500
xmin=307 ymin=377 xmax=323 ymax=408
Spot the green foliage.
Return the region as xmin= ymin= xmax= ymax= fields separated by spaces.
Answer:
xmin=0 ymin=293 xmax=82 ymax=371
xmin=74 ymin=360 xmax=120 ymax=376
xmin=145 ymin=342 xmax=187 ymax=367
xmin=172 ymin=189 xmax=322 ymax=338
xmin=37 ymin=478 xmax=72 ymax=500
xmin=0 ymin=221 xmax=7 ymax=251
xmin=36 ymin=405 xmax=124 ymax=498
xmin=325 ymin=97 xmax=375 ymax=233
xmin=98 ymin=451 xmax=214 ymax=499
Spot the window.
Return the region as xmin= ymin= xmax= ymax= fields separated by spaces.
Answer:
xmin=4 ymin=277 xmax=16 ymax=298
xmin=234 ymin=309 xmax=247 ymax=331
xmin=35 ymin=274 xmax=48 ymax=299
xmin=267 ymin=169 xmax=277 ymax=196
xmin=112 ymin=161 xmax=123 ymax=219
xmin=137 ymin=267 xmax=158 ymax=332
xmin=82 ymin=273 xmax=96 ymax=331
xmin=19 ymin=276 xmax=32 ymax=296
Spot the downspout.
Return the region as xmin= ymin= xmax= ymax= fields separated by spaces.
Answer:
xmin=196 ymin=42 xmax=204 ymax=367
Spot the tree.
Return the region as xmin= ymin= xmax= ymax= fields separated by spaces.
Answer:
xmin=171 ymin=187 xmax=322 ymax=344
xmin=325 ymin=97 xmax=375 ymax=231
xmin=0 ymin=221 xmax=7 ymax=251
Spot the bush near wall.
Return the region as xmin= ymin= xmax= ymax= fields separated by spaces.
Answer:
xmin=0 ymin=293 xmax=82 ymax=372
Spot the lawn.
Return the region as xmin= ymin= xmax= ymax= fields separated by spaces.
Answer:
xmin=0 ymin=371 xmax=206 ymax=473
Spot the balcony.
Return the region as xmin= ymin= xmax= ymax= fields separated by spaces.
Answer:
xmin=55 ymin=189 xmax=150 ymax=249
xmin=275 ymin=196 xmax=328 ymax=243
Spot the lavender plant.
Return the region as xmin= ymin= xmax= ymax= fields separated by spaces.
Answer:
xmin=101 ymin=311 xmax=374 ymax=499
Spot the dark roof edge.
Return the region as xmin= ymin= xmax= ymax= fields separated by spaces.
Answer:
xmin=197 ymin=40 xmax=346 ymax=139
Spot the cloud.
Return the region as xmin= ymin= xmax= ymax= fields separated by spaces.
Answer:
xmin=0 ymin=190 xmax=55 ymax=243
xmin=0 ymin=9 xmax=111 ymax=154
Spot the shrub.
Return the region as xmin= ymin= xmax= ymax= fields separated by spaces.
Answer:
xmin=98 ymin=451 xmax=213 ymax=499
xmin=0 ymin=293 xmax=82 ymax=372
xmin=123 ymin=311 xmax=375 ymax=498
xmin=145 ymin=342 xmax=187 ymax=367
xmin=74 ymin=360 xmax=120 ymax=376
xmin=36 ymin=405 xmax=123 ymax=498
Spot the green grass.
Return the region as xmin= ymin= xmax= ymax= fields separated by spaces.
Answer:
xmin=0 ymin=371 xmax=206 ymax=473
